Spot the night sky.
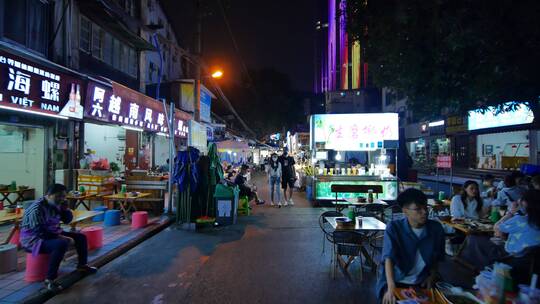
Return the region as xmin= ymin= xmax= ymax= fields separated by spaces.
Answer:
xmin=161 ymin=0 xmax=316 ymax=92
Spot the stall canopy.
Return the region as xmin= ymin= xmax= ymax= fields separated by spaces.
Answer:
xmin=216 ymin=140 xmax=250 ymax=165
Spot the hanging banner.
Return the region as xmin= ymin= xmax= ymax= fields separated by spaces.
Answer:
xmin=84 ymin=80 xmax=190 ymax=137
xmin=0 ymin=49 xmax=85 ymax=119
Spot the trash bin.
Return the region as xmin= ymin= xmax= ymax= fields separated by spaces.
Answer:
xmin=214 ymin=184 xmax=239 ymax=226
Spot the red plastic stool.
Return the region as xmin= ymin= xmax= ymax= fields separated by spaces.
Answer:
xmin=9 ymin=228 xmax=20 ymax=247
xmin=25 ymin=253 xmax=50 ymax=282
xmin=131 ymin=211 xmax=148 ymax=229
xmin=82 ymin=226 xmax=104 ymax=250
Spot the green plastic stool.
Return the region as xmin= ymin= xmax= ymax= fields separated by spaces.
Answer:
xmin=237 ymin=196 xmax=250 ymax=216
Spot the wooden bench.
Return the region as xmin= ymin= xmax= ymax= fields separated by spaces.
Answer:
xmin=330 ymin=184 xmax=384 ymax=218
xmin=125 ymin=179 xmax=167 ymax=215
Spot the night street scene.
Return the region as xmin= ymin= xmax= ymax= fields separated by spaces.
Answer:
xmin=0 ymin=0 xmax=539 ymax=303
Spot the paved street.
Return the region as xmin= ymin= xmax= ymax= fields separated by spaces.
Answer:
xmin=47 ymin=173 xmax=377 ymax=304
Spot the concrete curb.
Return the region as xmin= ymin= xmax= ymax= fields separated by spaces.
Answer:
xmin=21 ymin=215 xmax=173 ymax=304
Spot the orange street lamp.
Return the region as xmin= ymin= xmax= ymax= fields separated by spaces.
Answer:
xmin=211 ymin=70 xmax=224 ymax=79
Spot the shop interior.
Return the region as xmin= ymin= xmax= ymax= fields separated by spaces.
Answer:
xmin=0 ymin=124 xmax=46 ymax=198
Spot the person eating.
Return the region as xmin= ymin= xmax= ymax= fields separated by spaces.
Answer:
xmin=460 ymin=189 xmax=540 ymax=270
xmin=378 ymin=189 xmax=446 ymax=304
xmin=450 ymin=180 xmax=485 ymax=220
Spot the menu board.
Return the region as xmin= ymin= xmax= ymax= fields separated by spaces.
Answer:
xmin=0 ymin=50 xmax=85 ymax=119
xmin=312 ymin=113 xmax=399 ymax=151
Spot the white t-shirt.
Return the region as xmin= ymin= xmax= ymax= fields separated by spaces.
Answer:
xmin=266 ymin=162 xmax=282 ymax=178
xmin=398 ymin=227 xmax=426 ymax=285
xmin=450 ymin=195 xmax=479 ymax=219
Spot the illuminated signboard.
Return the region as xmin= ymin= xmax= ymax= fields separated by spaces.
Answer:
xmin=468 ymin=103 xmax=534 ymax=131
xmin=84 ymin=81 xmax=190 ymax=137
xmin=200 ymin=85 xmax=213 ymax=123
xmin=0 ymin=50 xmax=85 ymax=119
xmin=312 ymin=113 xmax=399 ymax=151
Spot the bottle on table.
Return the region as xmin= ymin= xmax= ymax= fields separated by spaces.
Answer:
xmin=368 ymin=189 xmax=374 ymax=203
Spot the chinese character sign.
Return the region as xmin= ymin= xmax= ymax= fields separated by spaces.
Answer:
xmin=84 ymin=81 xmax=191 ymax=137
xmin=0 ymin=50 xmax=85 ymax=118
xmin=312 ymin=113 xmax=399 ymax=151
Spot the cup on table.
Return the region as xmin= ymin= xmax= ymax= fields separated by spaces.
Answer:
xmin=438 ymin=191 xmax=446 ymax=201
xmin=15 ymin=205 xmax=22 ymax=215
xmin=356 ymin=216 xmax=363 ymax=226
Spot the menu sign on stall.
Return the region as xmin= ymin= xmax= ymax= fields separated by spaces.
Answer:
xmin=0 ymin=50 xmax=85 ymax=119
xmin=85 ymin=81 xmax=190 ymax=137
xmin=312 ymin=113 xmax=399 ymax=151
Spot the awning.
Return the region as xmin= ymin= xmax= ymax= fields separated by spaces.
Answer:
xmin=77 ymin=0 xmax=155 ymax=51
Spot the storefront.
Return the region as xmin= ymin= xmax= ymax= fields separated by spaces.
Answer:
xmin=405 ymin=120 xmax=449 ymax=172
xmin=83 ymin=80 xmax=190 ymax=172
xmin=468 ymin=103 xmax=535 ymax=170
xmin=0 ymin=48 xmax=86 ymax=198
xmin=309 ymin=113 xmax=400 ymax=201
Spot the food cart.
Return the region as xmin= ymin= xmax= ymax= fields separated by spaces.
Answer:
xmin=309 ymin=113 xmax=399 ymax=202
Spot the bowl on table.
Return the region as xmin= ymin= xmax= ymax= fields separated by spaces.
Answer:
xmin=18 ymin=185 xmax=29 ymax=190
xmin=438 ymin=215 xmax=451 ymax=222
xmin=335 ymin=217 xmax=354 ymax=229
xmin=4 ymin=206 xmax=16 ymax=214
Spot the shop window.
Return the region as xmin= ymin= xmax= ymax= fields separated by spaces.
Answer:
xmin=120 ymin=43 xmax=129 ymax=74
xmin=103 ymin=32 xmax=113 ymax=65
xmin=128 ymin=48 xmax=137 ymax=77
xmin=92 ymin=24 xmax=103 ymax=60
xmin=113 ymin=38 xmax=121 ymax=70
xmin=80 ymin=16 xmax=91 ymax=53
xmin=2 ymin=0 xmax=49 ymax=55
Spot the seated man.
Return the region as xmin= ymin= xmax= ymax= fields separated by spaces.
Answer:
xmin=377 ymin=189 xmax=446 ymax=304
xmin=234 ymin=164 xmax=264 ymax=205
xmin=20 ymin=184 xmax=97 ymax=291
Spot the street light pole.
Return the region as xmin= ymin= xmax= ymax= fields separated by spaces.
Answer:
xmin=194 ymin=0 xmax=202 ymax=122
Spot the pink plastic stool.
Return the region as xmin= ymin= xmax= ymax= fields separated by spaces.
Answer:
xmin=25 ymin=253 xmax=50 ymax=282
xmin=9 ymin=228 xmax=20 ymax=246
xmin=131 ymin=211 xmax=148 ymax=229
xmin=82 ymin=226 xmax=104 ymax=250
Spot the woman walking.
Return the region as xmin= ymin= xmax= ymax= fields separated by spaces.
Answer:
xmin=266 ymin=153 xmax=282 ymax=207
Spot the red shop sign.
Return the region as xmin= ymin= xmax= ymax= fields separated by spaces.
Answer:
xmin=0 ymin=50 xmax=86 ymax=119
xmin=436 ymin=155 xmax=452 ymax=169
xmin=84 ymin=80 xmax=190 ymax=137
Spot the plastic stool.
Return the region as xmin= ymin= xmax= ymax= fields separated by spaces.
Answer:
xmin=9 ymin=228 xmax=20 ymax=246
xmin=25 ymin=253 xmax=50 ymax=282
xmin=82 ymin=226 xmax=104 ymax=250
xmin=92 ymin=206 xmax=108 ymax=222
xmin=0 ymin=244 xmax=17 ymax=274
xmin=131 ymin=211 xmax=148 ymax=229
xmin=104 ymin=210 xmax=121 ymax=227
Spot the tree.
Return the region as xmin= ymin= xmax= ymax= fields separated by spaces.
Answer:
xmin=345 ymin=0 xmax=540 ymax=118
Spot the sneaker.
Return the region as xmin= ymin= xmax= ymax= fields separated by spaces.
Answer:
xmin=77 ymin=265 xmax=98 ymax=274
xmin=283 ymin=201 xmax=288 ymax=207
xmin=256 ymin=200 xmax=265 ymax=205
xmin=278 ymin=203 xmax=282 ymax=208
xmin=289 ymin=199 xmax=294 ymax=206
xmin=44 ymin=279 xmax=63 ymax=292
xmin=270 ymin=201 xmax=275 ymax=206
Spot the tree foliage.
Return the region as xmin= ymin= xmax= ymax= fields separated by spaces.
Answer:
xmin=345 ymin=0 xmax=540 ymax=118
